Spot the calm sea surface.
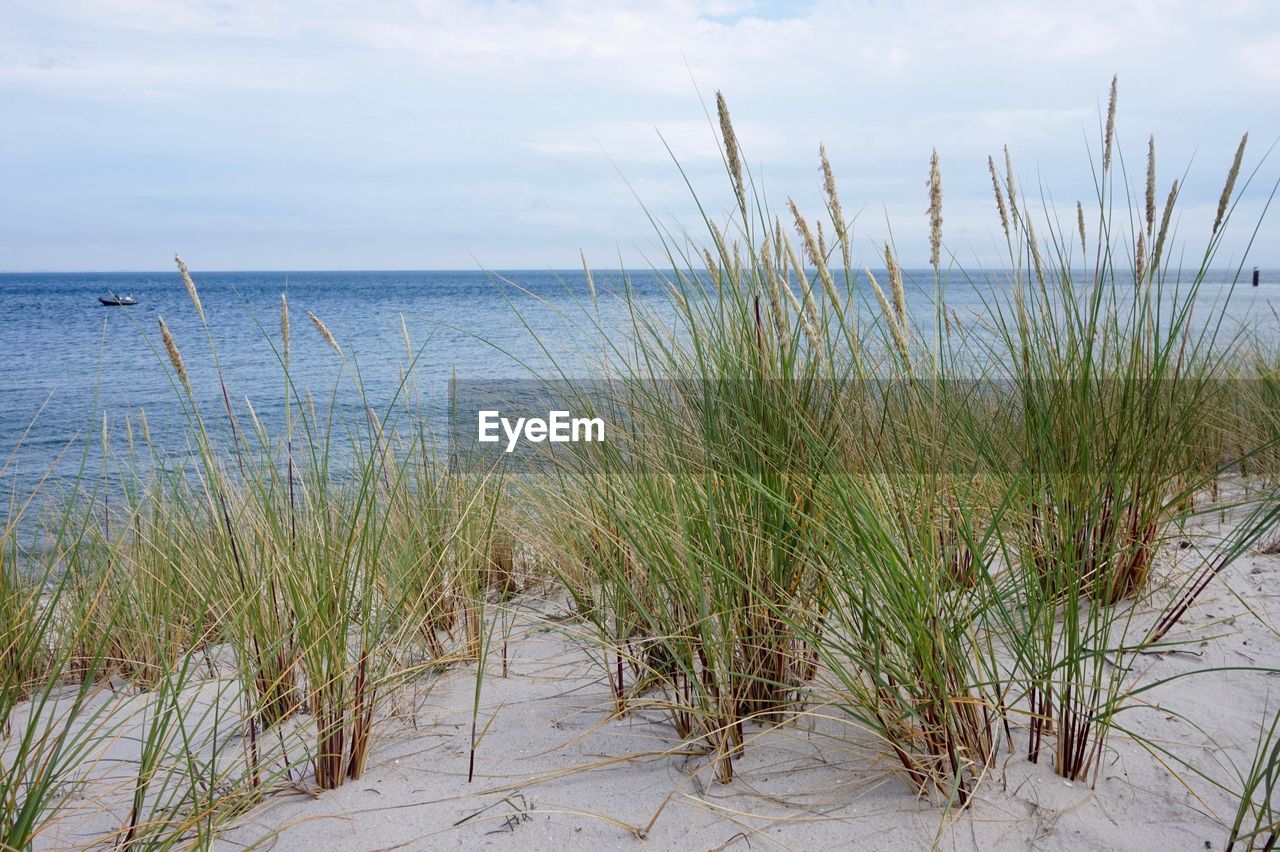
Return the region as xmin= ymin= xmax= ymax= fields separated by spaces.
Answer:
xmin=0 ymin=268 xmax=1275 ymax=497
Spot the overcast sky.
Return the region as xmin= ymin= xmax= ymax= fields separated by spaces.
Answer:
xmin=2 ymin=0 xmax=1278 ymax=271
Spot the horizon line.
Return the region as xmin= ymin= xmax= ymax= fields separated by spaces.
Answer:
xmin=0 ymin=266 xmax=1274 ymax=276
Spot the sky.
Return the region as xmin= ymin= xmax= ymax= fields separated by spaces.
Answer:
xmin=1 ymin=0 xmax=1278 ymax=271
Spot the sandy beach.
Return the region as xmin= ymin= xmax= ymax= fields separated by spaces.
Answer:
xmin=14 ymin=502 xmax=1274 ymax=851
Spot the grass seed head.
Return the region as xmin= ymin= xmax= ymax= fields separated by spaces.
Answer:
xmin=308 ymin=311 xmax=343 ymax=358
xmin=785 ymin=233 xmax=820 ymax=330
xmin=668 ymin=282 xmax=690 ymax=314
xmin=716 ymin=91 xmax=746 ymax=215
xmin=928 ymin=148 xmax=943 ymax=271
xmin=788 ymin=198 xmax=835 ymax=316
xmin=280 ymin=293 xmax=290 ymax=369
xmin=1146 ymin=135 xmax=1157 ymax=236
xmin=1214 ymin=132 xmax=1248 ymax=235
xmin=174 ymin=254 xmax=205 ymax=323
xmin=158 ymin=316 xmax=191 ymax=396
xmin=1153 ymin=179 xmax=1179 ymax=270
xmin=761 ymin=239 xmax=789 ymax=345
xmin=989 ymin=155 xmax=1010 ymax=239
xmin=703 ymin=248 xmax=721 ymax=288
xmin=819 ymin=144 xmax=848 ymax=247
xmin=1077 ymin=201 xmax=1087 ymax=259
xmin=1103 ymin=74 xmax=1118 ymax=172
xmin=709 ymin=220 xmax=727 ymax=259
xmin=866 ymin=266 xmax=908 ymax=359
xmin=1136 ymin=228 xmax=1147 ymax=285
xmin=821 ymin=147 xmax=854 ymax=275
xmin=1026 ymin=215 xmax=1045 ymax=285
xmin=1004 ymin=145 xmax=1020 ymax=232
xmin=885 ymin=242 xmax=906 ymax=322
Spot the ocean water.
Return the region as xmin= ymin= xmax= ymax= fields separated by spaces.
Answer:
xmin=0 ymin=268 xmax=1274 ymax=497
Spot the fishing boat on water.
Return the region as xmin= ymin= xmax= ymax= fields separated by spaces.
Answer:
xmin=99 ymin=292 xmax=137 ymax=306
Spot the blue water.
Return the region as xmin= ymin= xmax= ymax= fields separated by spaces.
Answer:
xmin=0 ymin=270 xmax=665 ymax=493
xmin=0 ymin=268 xmax=1275 ymax=498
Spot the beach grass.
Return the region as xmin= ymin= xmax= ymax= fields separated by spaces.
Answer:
xmin=2 ymin=79 xmax=1279 ymax=847
xmin=525 ymin=84 xmax=1278 ymax=808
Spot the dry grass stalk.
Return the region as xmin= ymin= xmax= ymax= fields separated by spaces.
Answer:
xmin=989 ymin=155 xmax=1010 ymax=239
xmin=157 ymin=317 xmax=191 ymax=396
xmin=778 ymin=259 xmax=807 ymax=320
xmin=928 ymin=148 xmax=943 ymax=271
xmin=308 ymin=311 xmax=343 ymax=358
xmin=1026 ymin=215 xmax=1045 ymax=285
xmin=781 ymin=224 xmax=820 ymax=331
xmin=1004 ymin=145 xmax=1020 ymax=233
xmin=709 ymin=220 xmax=728 ymax=263
xmin=789 ymin=198 xmax=837 ymax=314
xmin=280 ymin=293 xmax=290 ymax=369
xmin=820 ymin=143 xmax=853 ymax=273
xmin=759 ymin=234 xmax=775 ymax=282
xmin=787 ymin=199 xmax=816 ymax=262
xmin=885 ymin=243 xmax=906 ymax=322
xmin=1077 ymin=201 xmax=1087 ymax=258
xmin=668 ymin=282 xmax=690 ymax=314
xmin=1136 ymin=229 xmax=1147 ymax=285
xmin=702 ymin=248 xmax=722 ymax=289
xmin=174 ymin=254 xmax=205 ymax=324
xmin=1102 ymin=74 xmax=1118 ymax=172
xmin=1214 ymin=132 xmax=1248 ymax=235
xmin=866 ymin=267 xmax=908 ymax=359
xmin=716 ymin=91 xmax=747 ymax=215
xmin=761 ymin=240 xmax=789 ymax=345
xmin=1146 ymin=135 xmax=1157 ymax=236
xmin=1153 ymin=179 xmax=1179 ymax=271
xmin=783 ymin=292 xmax=819 ymax=354
xmin=819 ymin=144 xmax=843 ymax=228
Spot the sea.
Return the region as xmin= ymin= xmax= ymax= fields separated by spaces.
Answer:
xmin=0 ymin=268 xmax=1274 ymax=502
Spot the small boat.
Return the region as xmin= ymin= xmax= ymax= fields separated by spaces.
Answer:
xmin=99 ymin=292 xmax=137 ymax=306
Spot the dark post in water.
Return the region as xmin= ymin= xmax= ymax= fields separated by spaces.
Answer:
xmin=1254 ymin=266 xmax=1261 ymax=287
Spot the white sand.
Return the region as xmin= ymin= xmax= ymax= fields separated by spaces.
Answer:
xmin=20 ymin=506 xmax=1280 ymax=850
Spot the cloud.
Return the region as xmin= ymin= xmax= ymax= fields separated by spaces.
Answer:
xmin=0 ymin=0 xmax=1277 ymax=269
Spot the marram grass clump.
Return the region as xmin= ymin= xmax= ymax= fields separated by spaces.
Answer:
xmin=533 ymin=82 xmax=1273 ymax=805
